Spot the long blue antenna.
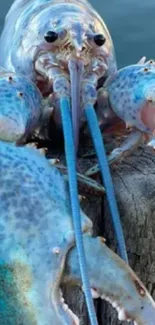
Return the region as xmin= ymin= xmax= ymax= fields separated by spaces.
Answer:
xmin=60 ymin=96 xmax=98 ymax=325
xmin=85 ymin=103 xmax=128 ymax=263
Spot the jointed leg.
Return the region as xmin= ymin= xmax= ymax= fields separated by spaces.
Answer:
xmin=85 ymin=130 xmax=143 ymax=177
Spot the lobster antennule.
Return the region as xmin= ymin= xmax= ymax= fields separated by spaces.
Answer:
xmin=59 ymin=96 xmax=98 ymax=325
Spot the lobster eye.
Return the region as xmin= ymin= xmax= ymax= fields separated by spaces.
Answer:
xmin=94 ymin=34 xmax=106 ymax=46
xmin=44 ymin=31 xmax=58 ymax=43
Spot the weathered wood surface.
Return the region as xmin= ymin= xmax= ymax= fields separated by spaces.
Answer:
xmin=62 ymin=144 xmax=155 ymax=324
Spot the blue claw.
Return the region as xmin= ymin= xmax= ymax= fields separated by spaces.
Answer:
xmin=60 ymin=96 xmax=98 ymax=325
xmin=85 ymin=103 xmax=128 ymax=263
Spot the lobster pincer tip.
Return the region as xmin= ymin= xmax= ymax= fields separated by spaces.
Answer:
xmin=64 ymin=234 xmax=155 ymax=325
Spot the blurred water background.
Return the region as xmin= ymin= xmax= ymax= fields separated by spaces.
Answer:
xmin=0 ymin=0 xmax=155 ymax=68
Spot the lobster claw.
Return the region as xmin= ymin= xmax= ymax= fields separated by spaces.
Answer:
xmin=64 ymin=233 xmax=155 ymax=325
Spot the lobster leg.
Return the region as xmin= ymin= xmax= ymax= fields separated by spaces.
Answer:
xmin=50 ymin=163 xmax=105 ymax=196
xmin=85 ymin=129 xmax=144 ymax=176
xmin=63 ymin=233 xmax=155 ymax=325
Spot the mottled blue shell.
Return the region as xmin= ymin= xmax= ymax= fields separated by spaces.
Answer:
xmin=0 ymin=71 xmax=42 ymax=142
xmin=107 ymin=62 xmax=155 ymax=133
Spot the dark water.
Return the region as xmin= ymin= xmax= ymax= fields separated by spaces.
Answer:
xmin=0 ymin=0 xmax=155 ymax=68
